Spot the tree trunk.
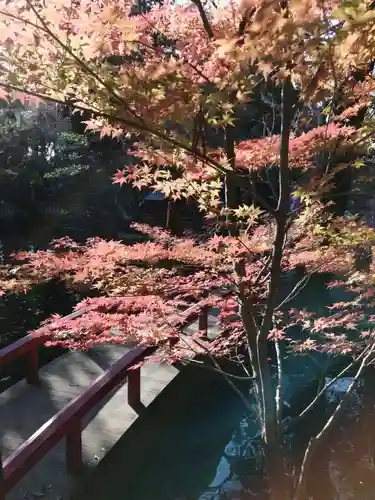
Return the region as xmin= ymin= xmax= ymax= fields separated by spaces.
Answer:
xmin=242 ymin=301 xmax=289 ymax=500
xmin=260 ymin=339 xmax=290 ymax=500
xmin=265 ymin=440 xmax=290 ymax=500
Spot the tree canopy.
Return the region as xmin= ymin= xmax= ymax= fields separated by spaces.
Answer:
xmin=2 ymin=0 xmax=375 ymax=498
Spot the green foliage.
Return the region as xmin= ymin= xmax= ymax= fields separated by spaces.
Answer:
xmin=0 ymin=99 xmax=138 ymax=247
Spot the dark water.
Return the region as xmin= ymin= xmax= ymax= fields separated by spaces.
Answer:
xmin=71 ymin=359 xmax=375 ymax=500
xmin=72 ymin=364 xmax=375 ymax=500
xmin=70 ymin=272 xmax=375 ymax=500
xmin=72 ymin=364 xmax=249 ymax=500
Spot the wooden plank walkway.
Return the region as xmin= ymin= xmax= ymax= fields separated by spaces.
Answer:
xmin=0 ymin=314 xmax=219 ymax=500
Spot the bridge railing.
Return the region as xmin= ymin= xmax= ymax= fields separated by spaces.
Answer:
xmin=0 ymin=308 xmax=93 ymax=386
xmin=0 ymin=304 xmax=208 ymax=500
xmin=0 ymin=333 xmax=43 ymax=386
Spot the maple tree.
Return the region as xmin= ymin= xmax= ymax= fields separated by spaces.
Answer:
xmin=2 ymin=0 xmax=375 ymax=498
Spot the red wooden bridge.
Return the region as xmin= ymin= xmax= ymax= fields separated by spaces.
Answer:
xmin=0 ymin=306 xmax=214 ymax=500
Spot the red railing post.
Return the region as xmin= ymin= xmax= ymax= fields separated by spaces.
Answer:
xmin=127 ymin=367 xmax=141 ymax=408
xmin=66 ymin=419 xmax=83 ymax=474
xmin=25 ymin=344 xmax=39 ymax=385
xmin=198 ymin=307 xmax=208 ymax=337
xmin=0 ymin=345 xmax=152 ymax=495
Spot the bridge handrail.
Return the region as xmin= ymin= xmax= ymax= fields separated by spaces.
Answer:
xmin=0 ymin=303 xmax=208 ymax=500
xmin=0 ymin=308 xmax=93 ymax=385
xmin=0 ymin=302 xmax=208 ymax=383
xmin=0 ymin=345 xmax=153 ymax=497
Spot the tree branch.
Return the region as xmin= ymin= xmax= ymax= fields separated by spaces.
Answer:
xmin=190 ymin=336 xmax=255 ymax=412
xmin=293 ymin=342 xmax=375 ymax=500
xmin=259 ymin=78 xmax=293 ymax=339
xmin=275 ymin=339 xmax=284 ymax=429
xmin=286 ymin=343 xmax=373 ymax=432
xmin=238 ymin=7 xmax=256 ymax=38
xmin=191 ymin=0 xmax=214 ymax=39
xmin=275 ymin=273 xmax=311 ymax=311
xmin=158 ymin=304 xmax=255 ymax=412
xmin=180 ymin=357 xmax=255 ymax=381
xmin=257 ymin=78 xmax=294 ymax=442
xmin=0 ymin=82 xmax=228 ymax=174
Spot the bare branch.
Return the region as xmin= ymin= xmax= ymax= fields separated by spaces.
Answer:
xmin=287 ymin=343 xmax=373 ymax=432
xmin=191 ymin=0 xmax=214 ymax=39
xmin=275 ymin=273 xmax=311 ymax=311
xmin=293 ymin=342 xmax=375 ymax=500
xmin=22 ymin=1 xmax=145 ymax=126
xmin=259 ymin=78 xmax=294 ymax=339
xmin=192 ymin=336 xmax=255 ymax=412
xmin=180 ymin=357 xmax=255 ymax=381
xmin=275 ymin=339 xmax=284 ymax=428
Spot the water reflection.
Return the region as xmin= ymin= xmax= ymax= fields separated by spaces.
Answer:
xmin=322 ymin=370 xmax=375 ymax=500
xmin=198 ymin=413 xmax=263 ymax=500
xmin=72 ymin=358 xmax=375 ymax=500
xmin=196 ymin=369 xmax=375 ymax=500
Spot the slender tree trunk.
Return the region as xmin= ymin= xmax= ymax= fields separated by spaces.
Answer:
xmin=259 ymin=336 xmax=289 ymax=500
xmin=241 ymin=297 xmax=289 ymax=500
xmin=257 ymin=77 xmax=294 ymax=500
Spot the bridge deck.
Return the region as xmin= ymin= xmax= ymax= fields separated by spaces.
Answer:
xmin=70 ymin=361 xmax=243 ymax=500
xmin=0 ymin=315 xmax=216 ymax=500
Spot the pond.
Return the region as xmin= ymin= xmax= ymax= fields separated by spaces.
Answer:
xmin=71 ymin=272 xmax=375 ymax=500
xmin=71 ymin=356 xmax=375 ymax=500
